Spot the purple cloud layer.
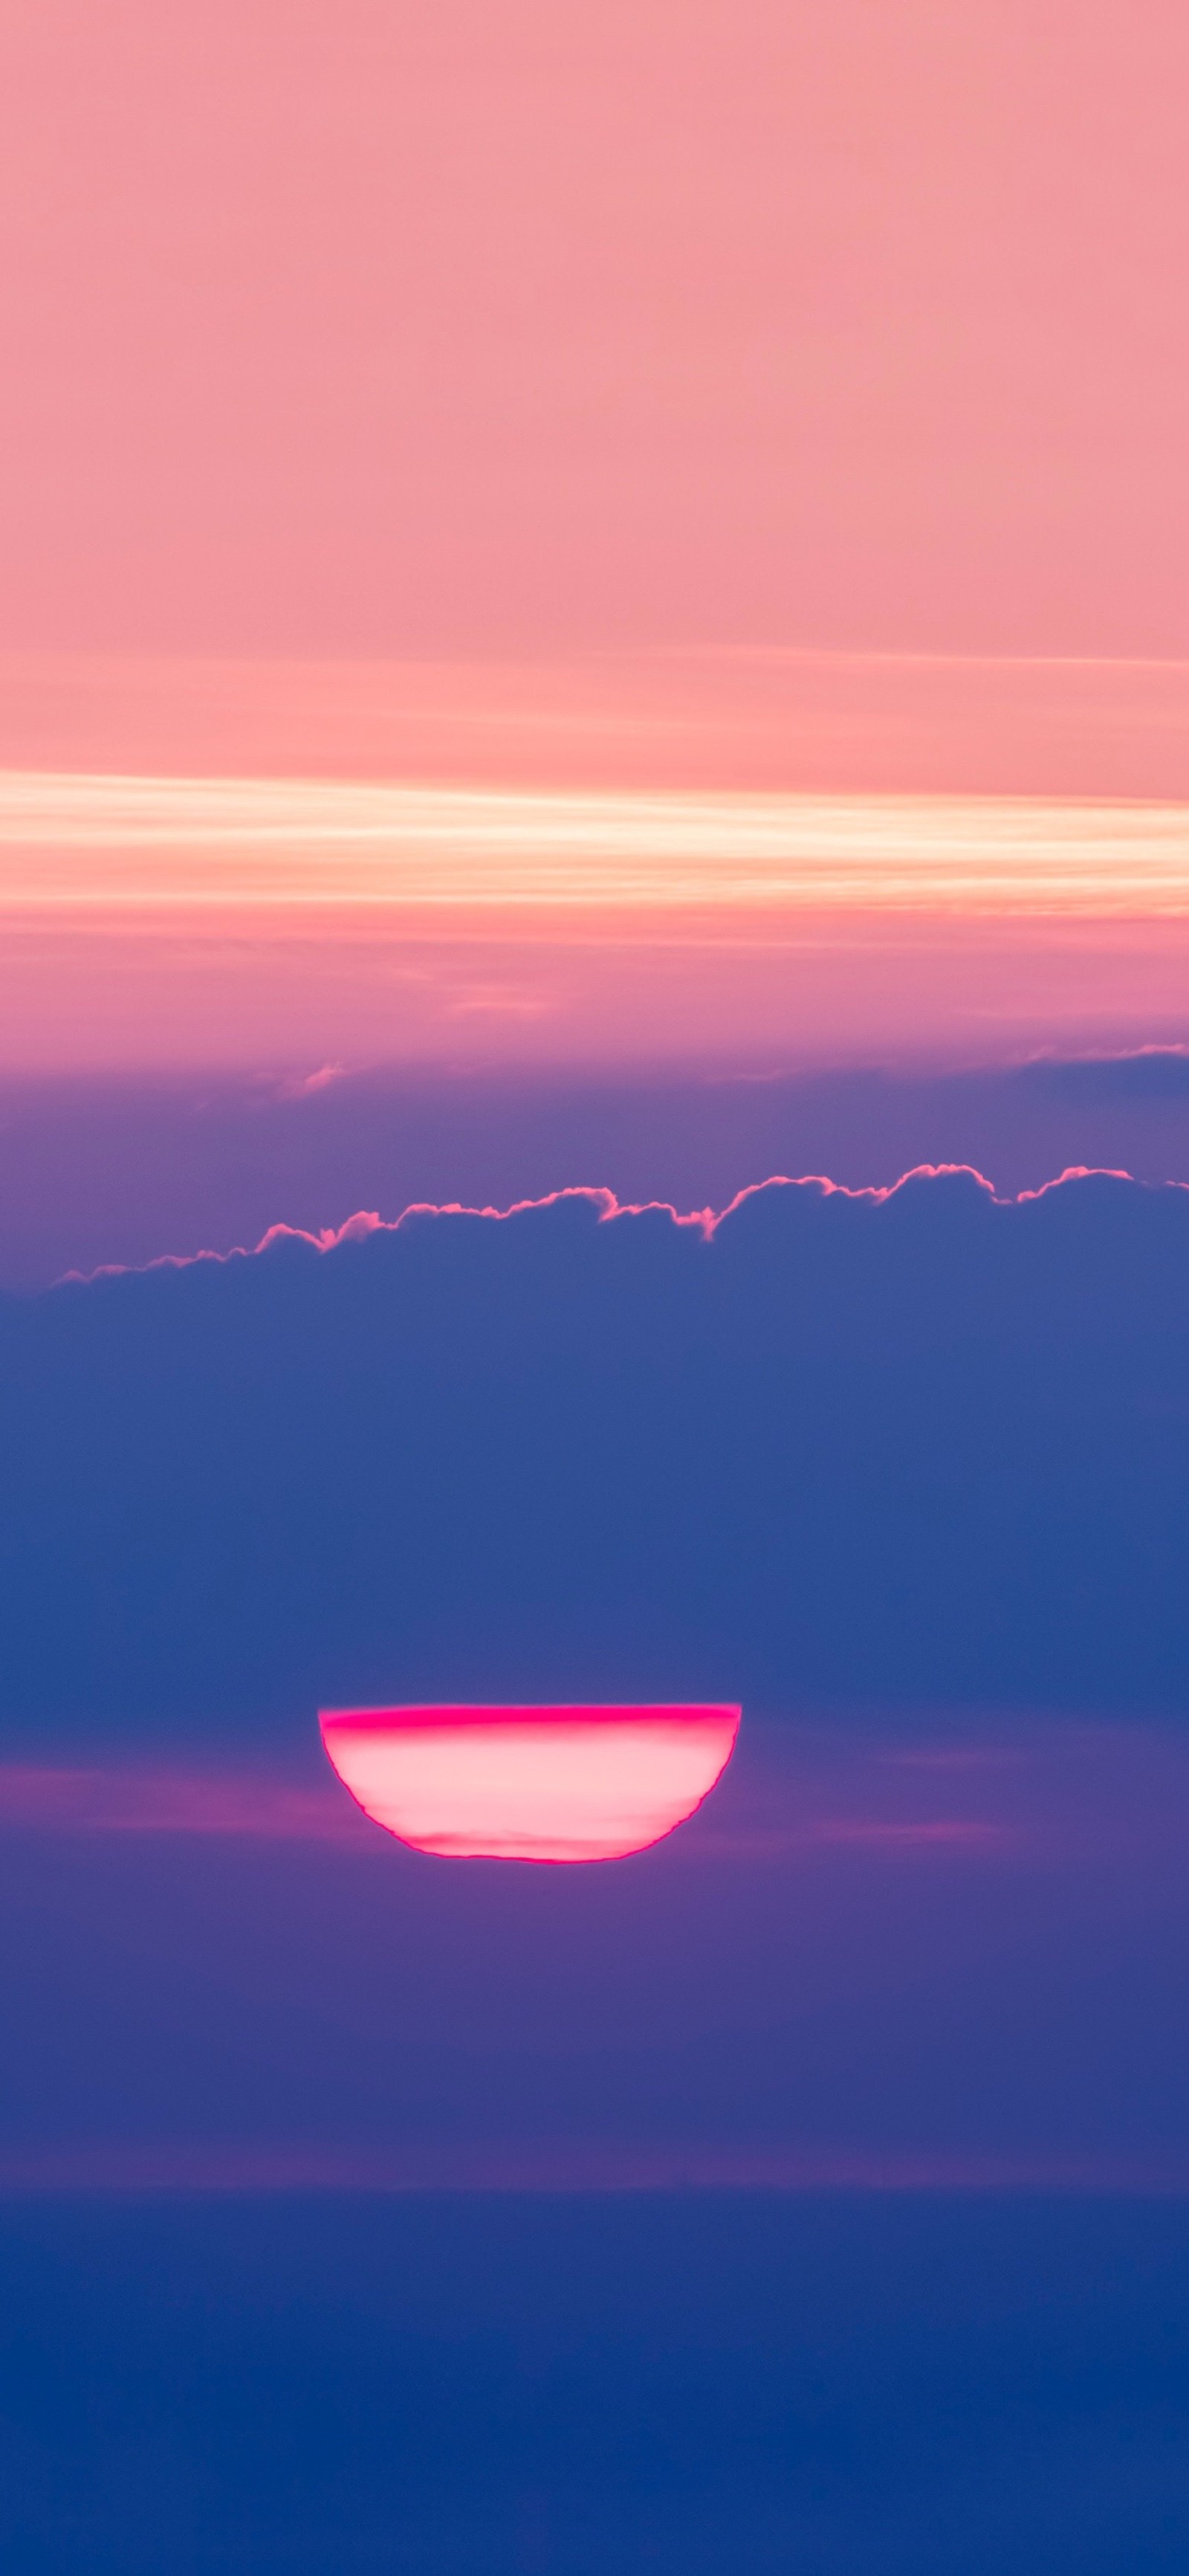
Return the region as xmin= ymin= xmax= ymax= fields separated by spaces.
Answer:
xmin=2 ymin=1163 xmax=1188 ymax=1749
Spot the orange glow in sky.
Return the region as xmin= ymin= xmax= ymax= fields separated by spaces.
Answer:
xmin=319 ymin=1702 xmax=742 ymax=1862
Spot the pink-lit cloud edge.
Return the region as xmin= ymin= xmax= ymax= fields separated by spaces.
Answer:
xmin=54 ymin=1155 xmax=1182 ymax=1293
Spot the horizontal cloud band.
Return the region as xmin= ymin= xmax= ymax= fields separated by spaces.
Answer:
xmin=2 ymin=773 xmax=1189 ymax=914
xmin=2 ymin=1168 xmax=1188 ymax=1748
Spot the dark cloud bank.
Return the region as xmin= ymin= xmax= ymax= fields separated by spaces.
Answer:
xmin=4 ymin=1166 xmax=1188 ymax=1749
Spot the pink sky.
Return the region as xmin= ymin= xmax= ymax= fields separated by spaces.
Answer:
xmin=4 ymin=651 xmax=1189 ymax=798
xmin=1 ymin=0 xmax=1187 ymax=662
xmin=1 ymin=5 xmax=1186 ymax=1073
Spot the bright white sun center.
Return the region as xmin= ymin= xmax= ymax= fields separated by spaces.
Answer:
xmin=319 ymin=1704 xmax=741 ymax=1862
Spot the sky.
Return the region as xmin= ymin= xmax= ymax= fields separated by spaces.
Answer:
xmin=1 ymin=2 xmax=1189 ymax=1075
xmin=4 ymin=4 xmax=1189 ymax=2570
xmin=3 ymin=663 xmax=1189 ymax=1071
xmin=2 ymin=0 xmax=1188 ymax=660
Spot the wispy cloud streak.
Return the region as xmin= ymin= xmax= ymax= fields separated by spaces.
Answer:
xmin=3 ymin=2142 xmax=1188 ymax=2198
xmin=0 ymin=1764 xmax=365 ymax=1844
xmin=1 ymin=775 xmax=1188 ymax=918
xmin=0 ymin=1758 xmax=1009 ymax=1862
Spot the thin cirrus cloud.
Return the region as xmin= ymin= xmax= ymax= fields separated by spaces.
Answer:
xmin=0 ymin=1763 xmax=365 ymax=1843
xmin=3 ymin=2146 xmax=1185 ymax=2198
xmin=0 ymin=1761 xmax=1008 ymax=1860
xmin=4 ymin=769 xmax=1188 ymax=910
xmin=2 ymin=768 xmax=1189 ymax=1070
xmin=0 ymin=1734 xmax=1013 ymax=1861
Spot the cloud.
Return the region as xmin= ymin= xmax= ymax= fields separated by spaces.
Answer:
xmin=2 ymin=1168 xmax=1188 ymax=1752
xmin=1018 ymin=1046 xmax=1189 ymax=1101
xmin=0 ymin=2142 xmax=1181 ymax=2198
xmin=268 ymin=1062 xmax=347 ymax=1100
xmin=4 ymin=772 xmax=1188 ymax=915
xmin=0 ymin=1762 xmax=363 ymax=1842
xmin=6 ymin=1055 xmax=1189 ymax=1298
